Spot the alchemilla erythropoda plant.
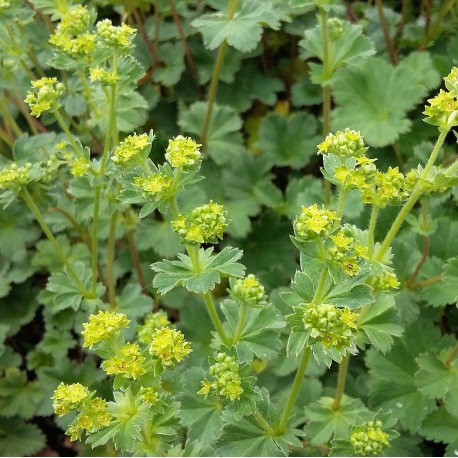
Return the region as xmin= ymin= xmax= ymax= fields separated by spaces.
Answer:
xmin=1 ymin=0 xmax=458 ymax=456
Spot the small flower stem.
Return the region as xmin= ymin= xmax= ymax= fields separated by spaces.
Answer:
xmin=126 ymin=229 xmax=147 ymax=291
xmin=200 ymin=0 xmax=239 ymax=145
xmin=312 ymin=267 xmax=328 ymax=304
xmin=0 ymin=96 xmax=22 ymax=137
xmin=91 ymin=185 xmax=102 ymax=294
xmin=203 ymin=291 xmax=231 ymax=346
xmin=409 ymin=274 xmax=443 ymax=289
xmin=332 ymin=354 xmax=350 ymax=410
xmin=253 ymin=411 xmax=276 ymax=436
xmin=54 ymin=110 xmax=84 ymax=157
xmin=21 ymin=188 xmax=88 ymax=294
xmin=278 ymin=346 xmax=312 ymax=433
xmin=232 ymin=302 xmax=248 ymax=344
xmin=106 ymin=210 xmax=119 ymax=306
xmin=444 ymin=341 xmax=458 ymax=367
xmin=375 ymin=0 xmax=398 ymax=65
xmin=376 ymin=129 xmax=448 ymax=261
xmin=0 ymin=127 xmax=13 ymax=147
xmin=336 ymin=186 xmax=347 ymax=219
xmin=367 ymin=205 xmax=380 ymax=259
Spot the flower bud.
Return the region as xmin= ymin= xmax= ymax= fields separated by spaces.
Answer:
xmin=165 ymin=135 xmax=202 ymax=170
xmin=149 ymin=327 xmax=192 ymax=367
xmin=137 ymin=311 xmax=171 ymax=344
xmin=81 ymin=311 xmax=129 ymax=349
xmin=24 ymin=77 xmax=65 ymax=117
xmin=231 ymin=274 xmax=267 ymax=307
xmin=350 ymin=420 xmax=390 ymax=457
xmin=318 ymin=129 xmax=368 ymax=158
xmin=293 ymin=204 xmax=339 ymax=241
xmin=112 ymin=133 xmax=151 ymax=165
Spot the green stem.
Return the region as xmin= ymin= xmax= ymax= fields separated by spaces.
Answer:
xmin=375 ymin=0 xmax=398 ymax=65
xmin=278 ymin=347 xmax=312 ymax=433
xmin=376 ymin=129 xmax=448 ymax=261
xmin=54 ymin=110 xmax=84 ymax=157
xmin=312 ymin=267 xmax=328 ymax=304
xmin=0 ymin=97 xmax=22 ymax=137
xmin=200 ymin=0 xmax=239 ymax=145
xmin=336 ymin=186 xmax=347 ymax=219
xmin=444 ymin=341 xmax=458 ymax=367
xmin=91 ymin=185 xmax=102 ymax=294
xmin=232 ymin=302 xmax=248 ymax=344
xmin=21 ymin=188 xmax=87 ymax=293
xmin=0 ymin=127 xmax=13 ymax=147
xmin=203 ymin=291 xmax=231 ymax=346
xmin=253 ymin=411 xmax=276 ymax=436
xmin=367 ymin=205 xmax=379 ymax=259
xmin=332 ymin=354 xmax=350 ymax=410
xmin=107 ymin=210 xmax=119 ymax=306
xmin=409 ymin=274 xmax=443 ymax=289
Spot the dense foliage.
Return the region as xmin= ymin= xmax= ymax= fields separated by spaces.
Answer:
xmin=0 ymin=0 xmax=458 ymax=456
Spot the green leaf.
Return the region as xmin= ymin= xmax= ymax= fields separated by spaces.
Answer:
xmin=192 ymin=0 xmax=284 ymax=53
xmin=179 ymin=102 xmax=244 ymax=165
xmin=256 ymin=112 xmax=320 ymax=169
xmin=332 ymin=57 xmax=430 ymax=147
xmin=178 ymin=367 xmax=224 ymax=444
xmin=0 ymin=417 xmax=45 ymax=457
xmin=0 ymin=368 xmax=44 ymax=419
xmin=358 ymin=293 xmax=403 ymax=353
xmin=421 ymin=408 xmax=458 ymax=444
xmin=304 ymin=395 xmax=370 ymax=445
xmin=216 ymin=389 xmax=303 ymax=456
xmin=116 ymin=283 xmax=154 ymax=319
xmin=152 ymin=42 xmax=185 ymax=86
xmin=415 ymin=347 xmax=458 ymax=417
xmin=152 ymin=247 xmax=245 ymax=294
xmin=135 ymin=219 xmax=183 ymax=258
xmin=366 ymin=320 xmax=441 ymax=433
xmin=323 ymin=273 xmax=374 ymax=309
xmin=221 ymin=300 xmax=286 ymax=361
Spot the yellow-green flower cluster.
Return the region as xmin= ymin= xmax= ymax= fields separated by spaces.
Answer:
xmin=102 ymin=342 xmax=146 ymax=379
xmin=49 ymin=6 xmax=95 ymax=57
xmin=137 ymin=311 xmax=171 ymax=344
xmin=112 ymin=133 xmax=151 ymax=165
xmin=81 ymin=311 xmax=129 ymax=349
xmin=350 ymin=420 xmax=390 ymax=457
xmin=303 ymin=303 xmax=358 ymax=352
xmin=24 ymin=77 xmax=65 ymax=117
xmin=172 ymin=201 xmax=227 ymax=245
xmin=52 ymin=382 xmax=89 ymax=416
xmin=0 ymin=163 xmax=32 ymax=191
xmin=423 ymin=89 xmax=458 ymax=129
xmin=444 ymin=67 xmax=458 ymax=95
xmin=198 ymin=353 xmax=243 ymax=401
xmin=69 ymin=157 xmax=91 ymax=177
xmin=318 ymin=129 xmax=368 ymax=159
xmin=165 ymin=135 xmax=202 ymax=170
xmin=96 ymin=19 xmax=135 ymax=48
xmin=232 ymin=274 xmax=267 ymax=307
xmin=293 ymin=204 xmax=339 ymax=241
xmin=0 ymin=0 xmax=11 ymax=10
xmin=133 ymin=173 xmax=172 ymax=201
xmin=328 ymin=229 xmax=366 ymax=277
xmin=368 ymin=270 xmax=400 ymax=291
xmin=149 ymin=327 xmax=191 ymax=367
xmin=89 ymin=67 xmax=119 ymax=86
xmin=138 ymin=386 xmax=160 ymax=405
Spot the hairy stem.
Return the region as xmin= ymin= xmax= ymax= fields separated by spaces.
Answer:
xmin=203 ymin=291 xmax=231 ymax=346
xmin=444 ymin=342 xmax=458 ymax=367
xmin=107 ymin=210 xmax=119 ymax=306
xmin=232 ymin=302 xmax=248 ymax=344
xmin=367 ymin=205 xmax=380 ymax=259
xmin=332 ymin=354 xmax=350 ymax=410
xmin=253 ymin=411 xmax=276 ymax=436
xmin=54 ymin=110 xmax=84 ymax=157
xmin=126 ymin=225 xmax=147 ymax=292
xmin=375 ymin=0 xmax=398 ymax=65
xmin=0 ymin=96 xmax=22 ymax=137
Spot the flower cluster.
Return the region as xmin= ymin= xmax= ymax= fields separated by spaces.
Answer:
xmin=0 ymin=163 xmax=32 ymax=191
xmin=133 ymin=173 xmax=172 ymax=201
xmin=231 ymin=274 xmax=266 ymax=307
xmin=0 ymin=0 xmax=11 ymax=10
xmin=172 ymin=201 xmax=227 ymax=245
xmin=165 ymin=135 xmax=202 ymax=170
xmin=327 ymin=229 xmax=366 ymax=276
xmin=69 ymin=157 xmax=91 ymax=177
xmin=318 ymin=129 xmax=368 ymax=159
xmin=24 ymin=77 xmax=65 ymax=117
xmin=137 ymin=311 xmax=171 ymax=344
xmin=138 ymin=386 xmax=160 ymax=405
xmin=81 ymin=311 xmax=129 ymax=349
xmin=52 ymin=382 xmax=89 ymax=416
xmin=96 ymin=19 xmax=135 ymax=48
xmin=89 ymin=67 xmax=119 ymax=86
xmin=102 ymin=342 xmax=146 ymax=379
xmin=424 ymin=89 xmax=458 ymax=129
xmin=49 ymin=6 xmax=95 ymax=57
xmin=444 ymin=67 xmax=458 ymax=95
xmin=303 ymin=303 xmax=358 ymax=352
xmin=350 ymin=420 xmax=390 ymax=457
xmin=293 ymin=204 xmax=339 ymax=241
xmin=112 ymin=133 xmax=151 ymax=165
xmin=198 ymin=353 xmax=243 ymax=401
xmin=149 ymin=327 xmax=191 ymax=367
xmin=367 ymin=270 xmax=400 ymax=291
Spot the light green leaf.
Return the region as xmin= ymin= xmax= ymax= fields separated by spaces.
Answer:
xmin=358 ymin=293 xmax=403 ymax=353
xmin=332 ymin=57 xmax=430 ymax=147
xmin=0 ymin=417 xmax=45 ymax=457
xmin=135 ymin=219 xmax=183 ymax=258
xmin=192 ymin=0 xmax=284 ymax=53
xmin=115 ymin=283 xmax=154 ymax=319
xmin=324 ymin=273 xmax=373 ymax=309
xmin=153 ymin=42 xmax=185 ymax=86
xmin=256 ymin=112 xmax=320 ymax=169
xmin=421 ymin=408 xmax=458 ymax=444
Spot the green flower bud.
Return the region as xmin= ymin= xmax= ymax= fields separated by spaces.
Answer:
xmin=350 ymin=420 xmax=390 ymax=457
xmin=137 ymin=311 xmax=171 ymax=344
xmin=133 ymin=173 xmax=171 ymax=201
xmin=444 ymin=67 xmax=458 ymax=95
xmin=165 ymin=135 xmax=202 ymax=170
xmin=231 ymin=274 xmax=267 ymax=307
xmin=69 ymin=157 xmax=91 ymax=177
xmin=112 ymin=133 xmax=151 ymax=165
xmin=318 ymin=129 xmax=368 ymax=158
xmin=52 ymin=382 xmax=90 ymax=416
xmin=96 ymin=19 xmax=136 ymax=48
xmin=24 ymin=77 xmax=65 ymax=117
xmin=149 ymin=327 xmax=192 ymax=367
xmin=368 ymin=270 xmax=400 ymax=291
xmin=89 ymin=67 xmax=119 ymax=86
xmin=81 ymin=311 xmax=129 ymax=349
xmin=172 ymin=201 xmax=227 ymax=245
xmin=0 ymin=163 xmax=32 ymax=191
xmin=102 ymin=342 xmax=146 ymax=379
xmin=423 ymin=89 xmax=458 ymax=129
xmin=293 ymin=204 xmax=339 ymax=241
